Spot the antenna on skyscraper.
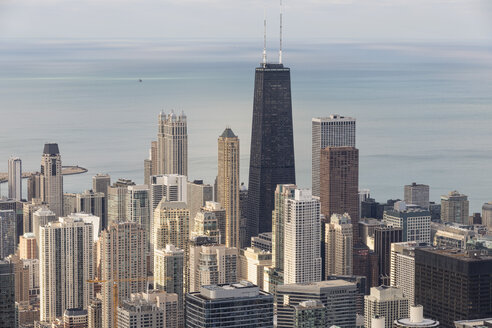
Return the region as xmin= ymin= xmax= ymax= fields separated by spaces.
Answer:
xmin=262 ymin=8 xmax=267 ymax=65
xmin=279 ymin=0 xmax=283 ymax=64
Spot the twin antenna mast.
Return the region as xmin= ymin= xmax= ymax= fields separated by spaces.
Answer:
xmin=262 ymin=0 xmax=284 ymax=65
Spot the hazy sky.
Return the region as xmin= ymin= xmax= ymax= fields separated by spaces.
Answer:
xmin=0 ymin=0 xmax=491 ymax=42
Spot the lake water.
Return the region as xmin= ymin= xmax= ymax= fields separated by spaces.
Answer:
xmin=0 ymin=38 xmax=491 ymax=212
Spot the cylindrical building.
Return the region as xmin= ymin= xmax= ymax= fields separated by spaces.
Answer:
xmin=394 ymin=305 xmax=439 ymax=327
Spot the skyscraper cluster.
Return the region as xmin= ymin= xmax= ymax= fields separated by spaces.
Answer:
xmin=1 ymin=36 xmax=491 ymax=328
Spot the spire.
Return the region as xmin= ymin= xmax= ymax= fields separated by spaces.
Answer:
xmin=279 ymin=0 xmax=283 ymax=64
xmin=262 ymin=8 xmax=267 ymax=65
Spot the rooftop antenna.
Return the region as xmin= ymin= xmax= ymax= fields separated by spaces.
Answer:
xmin=279 ymin=0 xmax=283 ymax=64
xmin=262 ymin=8 xmax=267 ymax=65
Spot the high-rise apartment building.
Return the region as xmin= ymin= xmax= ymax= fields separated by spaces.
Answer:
xmin=191 ymin=209 xmax=221 ymax=244
xmin=325 ymin=213 xmax=353 ymax=277
xmin=0 ymin=260 xmax=15 ymax=328
xmin=187 ymin=180 xmax=213 ymax=224
xmin=201 ymin=201 xmax=226 ymax=244
xmin=276 ymin=280 xmax=357 ymax=328
xmin=153 ymin=201 xmax=189 ymax=252
xmin=77 ymin=189 xmax=105 ymax=231
xmin=404 ymin=183 xmax=430 ymax=209
xmin=117 ymin=291 xmax=179 ymax=328
xmin=186 ymin=282 xmax=274 ymax=327
xmin=239 ymin=246 xmax=272 ymax=290
xmin=151 ymin=175 xmax=187 ymax=211
xmin=27 ymin=171 xmax=42 ymax=201
xmin=107 ymin=178 xmax=135 ymax=226
xmin=415 ymin=248 xmax=492 ymax=328
xmin=483 ymin=201 xmax=492 ymax=228
xmin=383 ymin=202 xmax=431 ymax=243
xmin=40 ymin=143 xmax=64 ymax=217
xmin=8 ymin=156 xmax=22 ymax=201
xmin=272 ymin=184 xmax=296 ymax=273
xmin=157 ymin=111 xmax=188 ymax=176
xmin=0 ymin=210 xmax=16 ymax=259
xmin=217 ymin=127 xmax=240 ymax=248
xmin=23 ymin=198 xmax=43 ymax=235
xmin=88 ymin=298 xmax=102 ymax=328
xmin=101 ymin=222 xmax=147 ymax=328
xmin=39 ymin=217 xmax=94 ymax=322
xmin=247 ymin=61 xmax=296 ymax=241
xmin=189 ymin=243 xmax=238 ymax=292
xmin=312 ymin=115 xmax=356 ymax=197
xmin=19 ymin=232 xmax=37 ymax=259
xmin=441 ymin=190 xmax=470 ymax=224
xmin=320 ymin=146 xmax=359 ymax=243
xmin=284 ymin=189 xmax=321 ymax=285
xmin=364 ymin=286 xmax=410 ymax=328
xmin=63 ymin=308 xmax=88 ymax=328
xmin=63 ymin=192 xmax=77 ymax=216
xmin=32 ymin=207 xmax=56 ymax=254
xmin=127 ymin=185 xmax=151 ymax=251
xmin=390 ymin=242 xmax=429 ymax=305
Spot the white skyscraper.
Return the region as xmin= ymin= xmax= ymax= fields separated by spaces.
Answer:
xmin=284 ymin=189 xmax=322 ymax=285
xmin=325 ymin=213 xmax=353 ymax=277
xmin=40 ymin=143 xmax=63 ymax=217
xmin=39 ymin=217 xmax=94 ymax=322
xmin=8 ymin=157 xmax=22 ymax=201
xmin=364 ymin=286 xmax=410 ymax=328
xmin=157 ymin=111 xmax=188 ymax=176
xmin=312 ymin=115 xmax=356 ymax=197
xmin=32 ymin=207 xmax=56 ymax=254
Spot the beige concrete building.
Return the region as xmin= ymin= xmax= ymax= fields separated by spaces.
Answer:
xmin=23 ymin=198 xmax=43 ymax=234
xmin=187 ymin=180 xmax=213 ymax=226
xmin=364 ymin=286 xmax=409 ymax=328
xmin=239 ymin=247 xmax=272 ymax=290
xmin=107 ymin=178 xmax=135 ymax=226
xmin=157 ymin=111 xmax=188 ymax=176
xmin=325 ymin=213 xmax=353 ymax=277
xmin=217 ymin=128 xmax=240 ymax=248
xmin=441 ymin=190 xmax=469 ymax=224
xmin=191 ymin=209 xmax=221 ymax=244
xmin=19 ymin=233 xmax=37 ymax=259
xmin=40 ymin=143 xmax=64 ymax=218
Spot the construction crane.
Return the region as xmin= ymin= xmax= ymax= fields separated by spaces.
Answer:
xmin=87 ymin=276 xmax=156 ymax=328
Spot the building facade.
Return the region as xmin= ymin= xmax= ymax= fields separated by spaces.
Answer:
xmin=325 ymin=213 xmax=353 ymax=277
xmin=383 ymin=202 xmax=431 ymax=244
xmin=8 ymin=156 xmax=22 ymax=201
xmin=404 ymin=183 xmax=430 ymax=209
xmin=0 ymin=210 xmax=16 ymax=259
xmin=364 ymin=286 xmax=410 ymax=328
xmin=441 ymin=191 xmax=469 ymax=224
xmin=157 ymin=111 xmax=188 ymax=176
xmin=40 ymin=143 xmax=63 ymax=217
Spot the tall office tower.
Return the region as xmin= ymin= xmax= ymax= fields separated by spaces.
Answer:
xmin=107 ymin=178 xmax=135 ymax=226
xmin=40 ymin=143 xmax=63 ymax=217
xmin=374 ymin=226 xmax=403 ymax=284
xmin=68 ymin=213 xmax=100 ymax=243
xmin=151 ymin=141 xmax=158 ymax=175
xmin=320 ymin=146 xmax=359 ymax=244
xmin=415 ymin=248 xmax=492 ymax=327
xmin=19 ymin=233 xmax=37 ymax=259
xmin=144 ymin=158 xmax=153 ymax=186
xmin=8 ymin=156 xmax=22 ymax=200
xmin=312 ymin=115 xmax=356 ymax=197
xmin=127 ymin=185 xmax=151 ymax=251
xmin=32 ymin=207 xmax=56 ymax=253
xmin=293 ymin=300 xmax=327 ymax=328
xmin=39 ymin=217 xmax=94 ymax=322
xmin=154 ymin=245 xmax=184 ymax=328
xmin=383 ymin=202 xmax=431 ymax=243
xmin=189 ymin=243 xmax=238 ymax=292
xmin=276 ymin=280 xmax=357 ymax=328
xmin=272 ymin=184 xmax=296 ymax=272
xmin=157 ymin=111 xmax=188 ymax=176
xmin=77 ymin=190 xmax=105 ymax=231
xmin=238 ymin=247 xmax=272 ymax=290
xmin=353 ymin=246 xmax=379 ymax=293
xmin=92 ymin=174 xmax=111 ymax=197
xmin=88 ymin=298 xmax=102 ymax=328
xmin=23 ymin=198 xmax=43 ymax=234
xmin=394 ymin=305 xmax=439 ymax=328
xmin=63 ymin=308 xmax=88 ymax=328
xmin=151 ymin=175 xmax=187 ymax=212
xmin=284 ymin=189 xmax=321 ymax=285
xmin=404 ymin=183 xmax=430 ymax=209
xmin=483 ymin=201 xmax=492 ymax=228
xmin=117 ymin=291 xmax=179 ymax=328
xmin=246 ymin=60 xmax=296 ymax=242
xmin=0 ymin=210 xmax=16 ymax=259
xmin=440 ymin=190 xmax=470 ymax=224
xmin=101 ymin=222 xmax=147 ymax=328
xmin=27 ymin=172 xmax=42 ymax=201
xmin=325 ymin=213 xmax=353 ymax=277
xmin=191 ymin=209 xmax=221 ymax=244
xmin=364 ymin=286 xmax=410 ymax=328
xmin=0 ymin=260 xmax=15 ymax=328
xmin=217 ymin=127 xmax=241 ymax=248
xmin=187 ymin=180 xmax=213 ymax=225
xmin=153 ymin=201 xmax=189 ymax=251
xmin=239 ymin=184 xmax=248 ymax=248
xmin=63 ymin=192 xmax=78 ymax=216
xmin=8 ymin=253 xmax=29 ymax=302
xmin=186 ymin=282 xmax=274 ymax=328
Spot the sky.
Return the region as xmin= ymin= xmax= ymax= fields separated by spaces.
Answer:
xmin=0 ymin=0 xmax=491 ymax=42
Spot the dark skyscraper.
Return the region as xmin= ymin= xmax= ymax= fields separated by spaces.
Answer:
xmin=246 ymin=62 xmax=296 ymax=241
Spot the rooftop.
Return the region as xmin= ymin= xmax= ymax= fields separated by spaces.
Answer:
xmin=220 ymin=127 xmax=237 ymax=139
xmin=43 ymin=143 xmax=59 ymax=155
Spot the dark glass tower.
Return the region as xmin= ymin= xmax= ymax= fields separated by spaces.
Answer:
xmin=247 ymin=63 xmax=296 ymax=242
